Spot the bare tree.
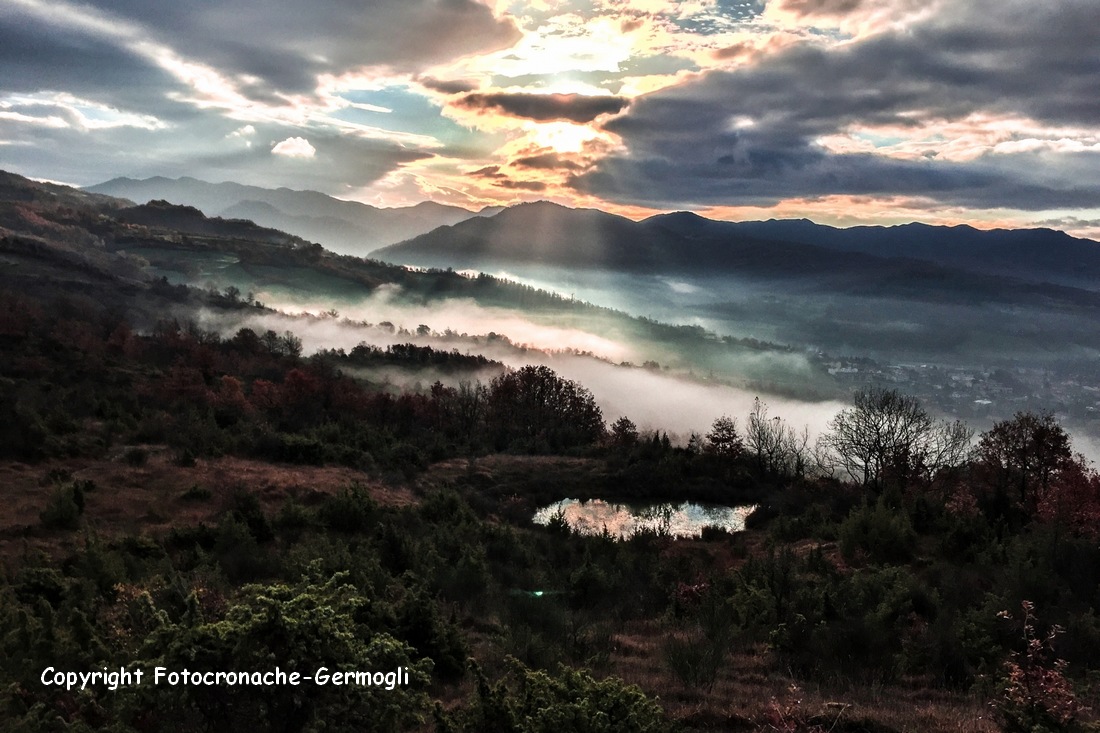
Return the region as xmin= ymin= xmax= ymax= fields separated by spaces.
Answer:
xmin=824 ymin=387 xmax=972 ymax=491
xmin=745 ymin=397 xmax=810 ymax=480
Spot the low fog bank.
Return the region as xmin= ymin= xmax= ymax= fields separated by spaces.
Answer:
xmin=1066 ymin=427 xmax=1100 ymax=469
xmin=211 ymin=284 xmax=826 ymax=396
xmin=547 ymin=355 xmax=847 ymax=444
xmin=195 ymin=306 xmax=846 ymax=446
xmin=194 ymin=301 xmax=1099 ymax=464
xmin=456 ymin=264 xmax=1100 ymax=369
xmin=253 ymin=287 xmax=638 ymax=363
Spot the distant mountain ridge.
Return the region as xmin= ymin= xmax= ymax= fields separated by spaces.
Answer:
xmin=87 ymin=176 xmax=495 ymax=255
xmin=647 ymin=213 xmax=1100 ymax=289
xmin=375 ymin=200 xmax=1100 ymax=292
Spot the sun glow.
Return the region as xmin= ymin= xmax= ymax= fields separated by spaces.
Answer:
xmin=526 ymin=122 xmax=602 ymax=154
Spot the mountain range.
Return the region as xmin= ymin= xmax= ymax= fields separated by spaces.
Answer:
xmin=374 ymin=201 xmax=1100 ymax=293
xmin=87 ymin=176 xmax=498 ymax=255
xmin=86 ymin=177 xmax=1100 ymax=296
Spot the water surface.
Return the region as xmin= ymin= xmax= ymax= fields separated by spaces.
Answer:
xmin=532 ymin=499 xmax=755 ymax=539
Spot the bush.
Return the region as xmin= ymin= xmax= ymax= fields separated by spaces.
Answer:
xmin=180 ymin=484 xmax=212 ymax=501
xmin=839 ymin=498 xmax=917 ymax=564
xmin=123 ymin=446 xmax=149 ymax=466
xmin=318 ymin=484 xmax=377 ymax=534
xmin=274 ymin=497 xmax=313 ymax=541
xmin=663 ymin=629 xmax=725 ymax=690
xmin=995 ymin=601 xmax=1084 ymax=733
xmin=40 ymin=484 xmax=83 ymax=530
xmin=442 ymin=658 xmax=674 ymax=733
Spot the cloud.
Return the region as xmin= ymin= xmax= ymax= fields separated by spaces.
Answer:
xmin=0 ymin=92 xmax=167 ymax=133
xmin=455 ymin=92 xmax=629 ymax=123
xmin=470 ymin=165 xmax=505 ymax=178
xmin=0 ymin=3 xmax=190 ymax=118
xmin=512 ymin=152 xmax=583 ymax=171
xmin=417 ymin=77 xmax=479 ymax=95
xmin=271 ymin=136 xmax=316 ymax=158
xmin=496 ymin=179 xmax=547 ymax=191
xmin=776 ymin=0 xmax=865 ymax=14
xmin=0 ymin=0 xmax=518 ymax=189
xmin=574 ymin=0 xmax=1100 ymax=211
xmin=6 ymin=0 xmax=520 ymax=101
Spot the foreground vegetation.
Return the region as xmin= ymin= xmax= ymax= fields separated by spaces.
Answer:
xmin=3 ymin=287 xmax=1100 ymax=733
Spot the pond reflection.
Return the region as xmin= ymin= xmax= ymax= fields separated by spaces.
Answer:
xmin=532 ymin=499 xmax=755 ymax=539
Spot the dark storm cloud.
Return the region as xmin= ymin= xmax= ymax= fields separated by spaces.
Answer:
xmin=512 ymin=153 xmax=583 ymax=171
xmin=0 ymin=8 xmax=189 ymax=119
xmin=35 ymin=0 xmax=520 ymax=98
xmin=0 ymin=1 xmax=520 ymax=121
xmin=576 ymin=148 xmax=1100 ymax=211
xmin=455 ymin=92 xmax=629 ymax=123
xmin=495 ymin=179 xmax=547 ymax=191
xmin=575 ymin=0 xmax=1100 ymax=209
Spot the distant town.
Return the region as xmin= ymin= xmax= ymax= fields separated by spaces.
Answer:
xmin=820 ymin=354 xmax=1100 ymax=435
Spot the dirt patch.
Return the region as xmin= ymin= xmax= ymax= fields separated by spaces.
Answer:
xmin=0 ymin=452 xmax=415 ymax=558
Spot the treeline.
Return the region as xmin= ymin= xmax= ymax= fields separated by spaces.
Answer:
xmin=0 ymin=288 xmax=796 ymax=494
xmin=337 ymin=341 xmax=502 ymax=374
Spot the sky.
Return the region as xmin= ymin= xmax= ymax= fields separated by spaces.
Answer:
xmin=2 ymin=0 xmax=1100 ymax=236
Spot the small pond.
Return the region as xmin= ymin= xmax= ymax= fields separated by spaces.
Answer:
xmin=532 ymin=499 xmax=755 ymax=539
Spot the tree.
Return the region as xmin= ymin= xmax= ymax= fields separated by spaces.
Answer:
xmin=486 ymin=366 xmax=604 ymax=452
xmin=1036 ymin=458 xmax=1100 ymax=536
xmin=745 ymin=398 xmax=809 ymax=480
xmin=975 ymin=411 xmax=1074 ymax=516
xmin=705 ymin=415 xmax=742 ymax=458
xmin=609 ymin=416 xmax=639 ymax=449
xmin=824 ymin=387 xmax=971 ymax=492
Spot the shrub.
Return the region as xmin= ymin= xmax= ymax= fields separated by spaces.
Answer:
xmin=839 ymin=498 xmax=917 ymax=564
xmin=274 ymin=497 xmax=313 ymax=541
xmin=994 ymin=601 xmax=1085 ymax=733
xmin=442 ymin=658 xmax=674 ymax=733
xmin=40 ymin=484 xmax=83 ymax=530
xmin=180 ymin=484 xmax=212 ymax=501
xmin=123 ymin=446 xmax=149 ymax=466
xmin=318 ymin=484 xmax=377 ymax=534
